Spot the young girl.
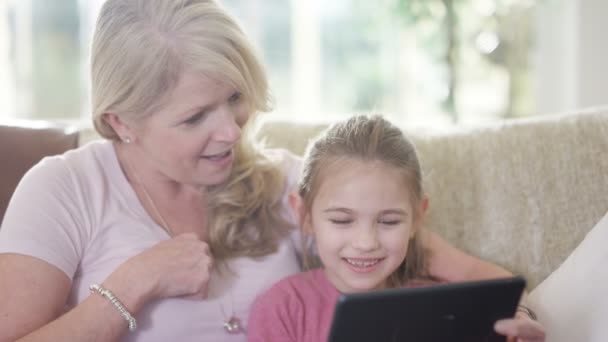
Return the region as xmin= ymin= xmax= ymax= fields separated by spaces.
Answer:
xmin=246 ymin=115 xmax=545 ymax=342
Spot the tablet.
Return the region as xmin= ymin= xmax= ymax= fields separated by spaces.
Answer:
xmin=327 ymin=276 xmax=526 ymax=342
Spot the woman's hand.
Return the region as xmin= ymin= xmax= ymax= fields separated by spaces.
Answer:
xmin=103 ymin=233 xmax=214 ymax=312
xmin=494 ymin=313 xmax=546 ymax=342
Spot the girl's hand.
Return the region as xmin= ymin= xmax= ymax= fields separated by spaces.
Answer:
xmin=103 ymin=233 xmax=214 ymax=312
xmin=494 ymin=313 xmax=546 ymax=342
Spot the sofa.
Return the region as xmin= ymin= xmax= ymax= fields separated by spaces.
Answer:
xmin=2 ymin=107 xmax=608 ymax=341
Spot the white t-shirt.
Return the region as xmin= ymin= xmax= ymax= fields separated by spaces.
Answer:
xmin=0 ymin=140 xmax=303 ymax=342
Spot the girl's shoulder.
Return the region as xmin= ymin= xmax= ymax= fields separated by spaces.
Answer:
xmin=262 ymin=269 xmax=317 ymax=296
xmin=257 ymin=268 xmax=337 ymax=306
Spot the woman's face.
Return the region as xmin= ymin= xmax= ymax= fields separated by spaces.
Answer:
xmin=131 ymin=72 xmax=249 ymax=187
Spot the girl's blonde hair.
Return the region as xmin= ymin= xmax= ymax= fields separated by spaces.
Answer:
xmin=299 ymin=115 xmax=429 ymax=286
xmin=91 ymin=0 xmax=291 ymax=260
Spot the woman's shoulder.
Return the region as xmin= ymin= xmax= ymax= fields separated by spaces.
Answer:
xmin=16 ymin=141 xmax=108 ymax=190
xmin=58 ymin=139 xmax=115 ymax=170
xmin=26 ymin=140 xmax=114 ymax=178
xmin=11 ymin=139 xmax=120 ymax=223
xmin=0 ymin=141 xmax=115 ymax=278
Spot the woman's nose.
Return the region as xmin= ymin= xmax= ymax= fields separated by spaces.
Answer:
xmin=213 ymin=110 xmax=242 ymax=143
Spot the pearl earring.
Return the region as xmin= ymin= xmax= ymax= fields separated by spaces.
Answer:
xmin=123 ymin=137 xmax=132 ymax=144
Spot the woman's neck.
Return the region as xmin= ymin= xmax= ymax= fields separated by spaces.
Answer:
xmin=114 ymin=141 xmax=209 ymax=237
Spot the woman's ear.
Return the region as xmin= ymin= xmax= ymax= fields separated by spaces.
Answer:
xmin=288 ymin=192 xmax=313 ymax=234
xmin=103 ymin=113 xmax=136 ymax=143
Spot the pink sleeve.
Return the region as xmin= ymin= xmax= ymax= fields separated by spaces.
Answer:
xmin=247 ymin=284 xmax=301 ymax=342
xmin=0 ymin=156 xmax=90 ymax=279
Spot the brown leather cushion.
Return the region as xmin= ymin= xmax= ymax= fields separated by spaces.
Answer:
xmin=0 ymin=123 xmax=80 ymax=224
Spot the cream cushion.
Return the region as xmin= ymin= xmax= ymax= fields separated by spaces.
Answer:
xmin=528 ymin=211 xmax=608 ymax=342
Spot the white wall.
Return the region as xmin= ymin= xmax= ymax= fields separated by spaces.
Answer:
xmin=578 ymin=0 xmax=608 ymax=108
xmin=535 ymin=0 xmax=608 ymax=115
xmin=0 ymin=0 xmax=14 ymax=119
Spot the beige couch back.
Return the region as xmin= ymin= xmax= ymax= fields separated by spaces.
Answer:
xmin=258 ymin=108 xmax=608 ymax=289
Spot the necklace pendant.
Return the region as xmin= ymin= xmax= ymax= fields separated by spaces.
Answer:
xmin=223 ymin=316 xmax=244 ymax=334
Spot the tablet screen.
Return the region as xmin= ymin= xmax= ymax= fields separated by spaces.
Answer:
xmin=328 ymin=276 xmax=525 ymax=342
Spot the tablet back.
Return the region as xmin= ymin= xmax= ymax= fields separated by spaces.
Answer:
xmin=328 ymin=276 xmax=525 ymax=342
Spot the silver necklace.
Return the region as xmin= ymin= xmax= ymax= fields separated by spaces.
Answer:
xmin=219 ymin=294 xmax=245 ymax=334
xmin=123 ymin=156 xmax=174 ymax=237
xmin=122 ymin=149 xmax=244 ymax=334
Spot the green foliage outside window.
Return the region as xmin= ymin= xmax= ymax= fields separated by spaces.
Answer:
xmin=387 ymin=0 xmax=535 ymax=121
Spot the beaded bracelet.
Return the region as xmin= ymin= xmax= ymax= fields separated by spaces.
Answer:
xmin=516 ymin=304 xmax=538 ymax=321
xmin=89 ymin=284 xmax=137 ymax=332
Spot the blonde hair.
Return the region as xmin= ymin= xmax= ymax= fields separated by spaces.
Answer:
xmin=91 ymin=0 xmax=270 ymax=137
xmin=299 ymin=114 xmax=429 ymax=286
xmin=91 ymin=0 xmax=291 ymax=260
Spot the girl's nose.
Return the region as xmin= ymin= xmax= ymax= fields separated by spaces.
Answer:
xmin=352 ymin=226 xmax=380 ymax=251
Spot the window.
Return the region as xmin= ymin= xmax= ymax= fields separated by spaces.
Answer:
xmin=1 ymin=0 xmax=591 ymax=127
xmin=1 ymin=0 xmax=83 ymax=120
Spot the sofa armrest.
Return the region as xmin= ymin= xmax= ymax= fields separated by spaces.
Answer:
xmin=0 ymin=122 xmax=79 ymax=223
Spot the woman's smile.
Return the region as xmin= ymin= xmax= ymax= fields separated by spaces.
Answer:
xmin=201 ymin=149 xmax=233 ymax=167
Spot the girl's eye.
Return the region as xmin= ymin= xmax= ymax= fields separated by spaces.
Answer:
xmin=228 ymin=91 xmax=242 ymax=103
xmin=329 ymin=219 xmax=352 ymax=225
xmin=183 ymin=111 xmax=206 ymax=125
xmin=378 ymin=219 xmax=401 ymax=226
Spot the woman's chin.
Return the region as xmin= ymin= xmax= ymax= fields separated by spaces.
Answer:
xmin=198 ymin=171 xmax=233 ymax=191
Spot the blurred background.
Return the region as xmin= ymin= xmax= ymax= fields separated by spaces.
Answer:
xmin=0 ymin=0 xmax=606 ymax=127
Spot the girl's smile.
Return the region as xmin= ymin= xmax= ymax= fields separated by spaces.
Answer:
xmin=343 ymin=257 xmax=386 ymax=273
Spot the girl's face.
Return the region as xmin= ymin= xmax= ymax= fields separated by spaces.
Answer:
xmin=305 ymin=158 xmax=421 ymax=293
xmin=130 ymin=72 xmax=249 ymax=187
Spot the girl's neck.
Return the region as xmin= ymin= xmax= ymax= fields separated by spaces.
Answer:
xmin=321 ymin=268 xmax=390 ymax=294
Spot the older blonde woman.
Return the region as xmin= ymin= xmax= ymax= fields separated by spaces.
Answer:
xmin=0 ymin=1 xmax=527 ymax=341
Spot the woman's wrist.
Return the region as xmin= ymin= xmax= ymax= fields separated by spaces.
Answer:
xmin=90 ymin=284 xmax=137 ymax=331
xmin=102 ymin=271 xmax=153 ymax=314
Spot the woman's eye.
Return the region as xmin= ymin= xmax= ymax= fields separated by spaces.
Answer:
xmin=228 ymin=91 xmax=242 ymax=103
xmin=183 ymin=111 xmax=205 ymax=125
